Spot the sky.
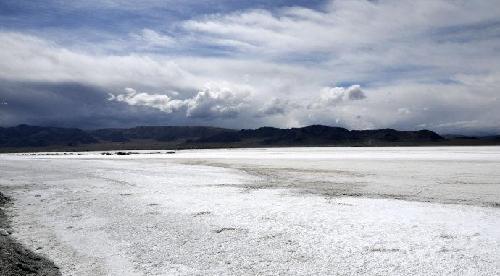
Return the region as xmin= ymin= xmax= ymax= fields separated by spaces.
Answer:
xmin=0 ymin=0 xmax=499 ymax=134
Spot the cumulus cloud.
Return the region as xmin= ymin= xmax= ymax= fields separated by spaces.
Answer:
xmin=256 ymin=98 xmax=296 ymax=117
xmin=109 ymin=82 xmax=251 ymax=119
xmin=109 ymin=83 xmax=366 ymax=121
xmin=185 ymin=82 xmax=250 ymax=118
xmin=315 ymin=85 xmax=367 ymax=107
xmin=109 ymin=87 xmax=185 ymax=113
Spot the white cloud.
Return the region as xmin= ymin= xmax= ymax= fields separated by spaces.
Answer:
xmin=0 ymin=32 xmax=196 ymax=90
xmin=397 ymin=107 xmax=412 ymax=115
xmin=109 ymin=82 xmax=251 ymax=119
xmin=257 ymin=98 xmax=294 ymax=117
xmin=182 ymin=1 xmax=500 ymax=85
xmin=1 ymin=0 xmax=500 ymax=133
xmin=109 ymin=87 xmax=185 ymax=113
xmin=182 ymin=1 xmax=500 ymax=55
xmin=316 ymin=85 xmax=367 ymax=106
xmin=130 ymin=28 xmax=176 ymax=48
xmin=185 ymin=82 xmax=251 ymax=119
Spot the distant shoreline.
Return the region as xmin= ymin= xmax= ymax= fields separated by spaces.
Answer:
xmin=2 ymin=144 xmax=500 ymax=155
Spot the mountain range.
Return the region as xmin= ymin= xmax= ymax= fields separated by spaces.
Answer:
xmin=0 ymin=124 xmax=499 ymax=152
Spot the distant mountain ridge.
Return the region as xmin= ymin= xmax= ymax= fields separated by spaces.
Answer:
xmin=0 ymin=124 xmax=97 ymax=148
xmin=196 ymin=125 xmax=444 ymax=145
xmin=0 ymin=124 xmax=498 ymax=152
xmin=90 ymin=126 xmax=232 ymax=142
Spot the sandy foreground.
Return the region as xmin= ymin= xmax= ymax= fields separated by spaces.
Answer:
xmin=1 ymin=147 xmax=499 ymax=275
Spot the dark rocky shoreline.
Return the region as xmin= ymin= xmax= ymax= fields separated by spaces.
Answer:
xmin=0 ymin=191 xmax=61 ymax=276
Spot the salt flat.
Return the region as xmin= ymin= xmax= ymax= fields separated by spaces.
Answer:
xmin=1 ymin=147 xmax=499 ymax=275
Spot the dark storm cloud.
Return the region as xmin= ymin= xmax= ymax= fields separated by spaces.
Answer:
xmin=0 ymin=81 xmax=188 ymax=129
xmin=0 ymin=81 xmax=271 ymax=130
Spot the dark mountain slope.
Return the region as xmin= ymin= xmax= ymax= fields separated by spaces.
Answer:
xmin=0 ymin=125 xmax=97 ymax=147
xmin=91 ymin=126 xmax=233 ymax=142
xmin=193 ymin=125 xmax=444 ymax=146
xmin=1 ymin=124 xmax=499 ymax=152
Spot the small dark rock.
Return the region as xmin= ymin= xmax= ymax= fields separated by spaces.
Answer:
xmin=0 ymin=228 xmax=10 ymax=236
xmin=213 ymin=227 xmax=237 ymax=233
